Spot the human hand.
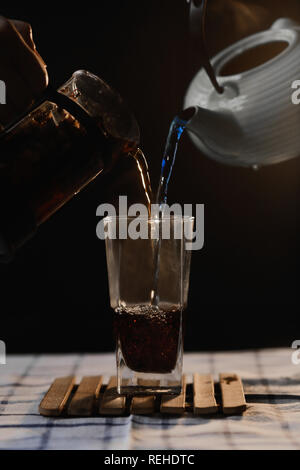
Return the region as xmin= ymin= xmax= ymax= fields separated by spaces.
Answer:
xmin=0 ymin=16 xmax=48 ymax=128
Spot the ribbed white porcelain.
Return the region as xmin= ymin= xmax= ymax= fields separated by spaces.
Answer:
xmin=184 ymin=18 xmax=300 ymax=167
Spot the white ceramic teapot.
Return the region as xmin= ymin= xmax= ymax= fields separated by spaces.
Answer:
xmin=184 ymin=18 xmax=300 ymax=167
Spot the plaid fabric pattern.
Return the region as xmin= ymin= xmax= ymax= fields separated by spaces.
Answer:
xmin=0 ymin=349 xmax=300 ymax=450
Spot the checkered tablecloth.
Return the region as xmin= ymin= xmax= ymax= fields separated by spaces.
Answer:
xmin=0 ymin=349 xmax=300 ymax=450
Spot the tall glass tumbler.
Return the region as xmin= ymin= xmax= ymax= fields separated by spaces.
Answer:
xmin=104 ymin=216 xmax=193 ymax=395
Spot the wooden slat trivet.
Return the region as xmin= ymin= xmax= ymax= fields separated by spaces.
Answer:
xmin=68 ymin=376 xmax=103 ymax=416
xmin=39 ymin=376 xmax=75 ymax=417
xmin=160 ymin=375 xmax=187 ymax=414
xmin=99 ymin=376 xmax=127 ymax=416
xmin=39 ymin=373 xmax=247 ymax=417
xmin=193 ymin=373 xmax=218 ymax=415
xmin=219 ymin=373 xmax=247 ymax=415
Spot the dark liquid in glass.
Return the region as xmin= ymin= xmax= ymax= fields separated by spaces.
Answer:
xmin=114 ymin=305 xmax=186 ymax=373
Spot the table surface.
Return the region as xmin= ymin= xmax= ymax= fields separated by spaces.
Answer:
xmin=0 ymin=349 xmax=300 ymax=450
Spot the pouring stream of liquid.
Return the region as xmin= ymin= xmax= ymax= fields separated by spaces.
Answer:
xmin=130 ymin=0 xmax=224 ymax=304
xmin=150 ymin=107 xmax=197 ymax=305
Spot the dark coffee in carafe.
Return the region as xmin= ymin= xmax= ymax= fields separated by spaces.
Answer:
xmin=0 ymin=70 xmax=140 ymax=261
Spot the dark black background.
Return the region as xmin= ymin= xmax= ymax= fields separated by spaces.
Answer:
xmin=1 ymin=0 xmax=300 ymax=353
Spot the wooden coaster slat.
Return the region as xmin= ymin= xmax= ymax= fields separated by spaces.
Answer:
xmin=219 ymin=373 xmax=247 ymax=415
xmin=131 ymin=396 xmax=156 ymax=415
xmin=131 ymin=380 xmax=158 ymax=415
xmin=160 ymin=376 xmax=186 ymax=414
xmin=68 ymin=376 xmax=103 ymax=416
xmin=193 ymin=374 xmax=218 ymax=415
xmin=39 ymin=376 xmax=75 ymax=417
xmin=99 ymin=376 xmax=127 ymax=416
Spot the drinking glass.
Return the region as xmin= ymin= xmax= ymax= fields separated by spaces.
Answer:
xmin=104 ymin=215 xmax=193 ymax=395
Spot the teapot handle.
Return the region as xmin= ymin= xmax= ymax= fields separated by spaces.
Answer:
xmin=189 ymin=0 xmax=224 ymax=94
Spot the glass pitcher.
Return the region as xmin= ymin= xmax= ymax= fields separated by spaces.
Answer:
xmin=0 ymin=70 xmax=140 ymax=262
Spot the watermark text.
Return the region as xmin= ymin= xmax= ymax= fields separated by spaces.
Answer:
xmin=0 ymin=80 xmax=6 ymax=104
xmin=0 ymin=341 xmax=6 ymax=365
xmin=291 ymin=340 xmax=300 ymax=365
xmin=291 ymin=80 xmax=300 ymax=104
xmin=96 ymin=197 xmax=204 ymax=251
